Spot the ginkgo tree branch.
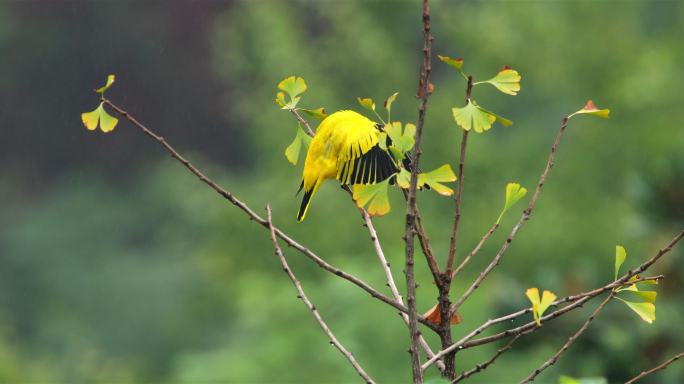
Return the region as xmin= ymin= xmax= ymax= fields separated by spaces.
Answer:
xmin=451 ymin=222 xmax=499 ymax=279
xmin=625 ymin=351 xmax=684 ymax=384
xmin=266 ymin=205 xmax=376 ymax=384
xmin=101 ymin=98 xmax=440 ymax=332
xmin=359 ymin=209 xmax=445 ymax=372
xmin=450 ymin=115 xmax=571 ymax=317
xmin=451 ymin=333 xmax=526 ymax=383
xmin=405 ymin=0 xmax=434 ymax=381
xmin=519 ymin=292 xmax=614 ymax=383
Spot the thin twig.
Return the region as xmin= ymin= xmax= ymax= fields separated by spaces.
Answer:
xmin=451 ymin=332 xmax=526 ymax=383
xmin=290 ymin=108 xmax=315 ymax=136
xmin=266 ymin=205 xmax=375 ymax=384
xmin=625 ymin=351 xmax=684 ymax=384
xmin=451 ymin=222 xmax=499 ymax=279
xmin=450 ymin=115 xmax=571 ymax=316
xmin=446 ymin=75 xmax=474 ymax=276
xmin=405 ymin=0 xmax=433 ymax=381
xmin=360 ymin=209 xmax=445 ymax=373
xmin=520 ymin=292 xmax=614 ymax=383
xmin=102 ymin=98 xmax=439 ymax=332
xmin=422 ymin=272 xmax=669 ymax=371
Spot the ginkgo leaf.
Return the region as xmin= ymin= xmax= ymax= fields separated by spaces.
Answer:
xmin=396 ymin=168 xmax=411 ymax=189
xmin=278 ymin=76 xmax=307 ymax=100
xmin=418 ymin=164 xmax=457 ymax=196
xmin=385 ymin=122 xmax=415 ymax=155
xmin=301 ymin=107 xmax=328 ymax=120
xmin=496 ymin=182 xmax=528 ymax=224
xmin=81 ymin=102 xmax=118 ymax=133
xmin=284 ymin=127 xmax=312 ymax=165
xmin=617 ymin=298 xmax=655 ymax=324
xmin=275 ymin=92 xmax=287 ymax=108
xmin=614 ymin=245 xmax=627 ymax=280
xmin=452 ymin=101 xmax=512 ymax=133
xmin=437 ymin=55 xmax=464 ymax=70
xmin=476 ymin=66 xmax=521 ymax=95
xmin=632 ymin=291 xmax=657 ymax=303
xmin=353 ymin=179 xmax=392 ymax=216
xmin=559 ymin=376 xmax=608 ymax=384
xmin=526 ymin=288 xmax=557 ymax=326
xmin=569 ymin=100 xmax=610 ymax=119
xmin=95 ymin=74 xmax=116 ymax=93
xmin=384 ymin=92 xmax=398 ymax=111
xmin=358 ymin=97 xmax=376 ymax=111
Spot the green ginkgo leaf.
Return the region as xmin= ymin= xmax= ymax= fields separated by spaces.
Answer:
xmin=385 ymin=122 xmax=415 ymax=155
xmin=617 ymin=298 xmax=655 ymax=324
xmin=95 ymin=74 xmax=116 ymax=94
xmin=357 ymin=97 xmax=376 ymax=112
xmin=284 ymin=126 xmax=312 ymax=165
xmin=81 ymin=102 xmax=118 ymax=133
xmin=526 ymin=288 xmax=557 ymax=326
xmin=559 ymin=376 xmax=607 ymax=384
xmin=301 ymin=107 xmax=328 ymax=121
xmin=396 ymin=168 xmax=411 ymax=189
xmin=437 ymin=55 xmax=464 ymax=70
xmin=418 ymin=164 xmax=457 ymax=196
xmin=496 ymin=182 xmax=528 ymax=224
xmin=353 ymin=179 xmax=391 ymax=216
xmin=275 ymin=92 xmax=287 ymax=108
xmin=452 ymin=101 xmax=511 ymax=133
xmin=569 ymin=100 xmax=610 ymax=119
xmin=278 ymin=76 xmax=307 ymax=100
xmin=614 ymin=245 xmax=627 ymax=280
xmin=476 ymin=66 xmax=521 ymax=95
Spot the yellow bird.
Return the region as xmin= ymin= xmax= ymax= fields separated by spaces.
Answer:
xmin=297 ymin=110 xmax=398 ymax=221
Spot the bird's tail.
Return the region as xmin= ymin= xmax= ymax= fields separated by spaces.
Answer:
xmin=297 ymin=180 xmax=320 ymax=222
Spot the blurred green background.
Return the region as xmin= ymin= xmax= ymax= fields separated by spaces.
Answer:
xmin=0 ymin=0 xmax=682 ymax=382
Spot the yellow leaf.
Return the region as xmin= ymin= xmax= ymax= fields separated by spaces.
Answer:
xmin=496 ymin=182 xmax=528 ymax=224
xmin=614 ymin=245 xmax=627 ymax=280
xmin=357 ymin=97 xmax=376 ymax=112
xmin=353 ymin=179 xmax=392 ymax=216
xmin=396 ymin=168 xmax=411 ymax=189
xmin=618 ymin=298 xmax=655 ymax=324
xmin=526 ymin=287 xmax=557 ymax=326
xmin=384 ymin=92 xmax=399 ymax=112
xmin=99 ymin=108 xmax=119 ymax=133
xmin=81 ymin=105 xmax=101 ymax=131
xmin=569 ymin=100 xmax=610 ymax=119
xmin=477 ymin=66 xmax=521 ymax=96
xmin=418 ymin=164 xmax=457 ymax=196
xmin=301 ymin=107 xmax=328 ymax=120
xmin=275 ymin=92 xmax=287 ymax=108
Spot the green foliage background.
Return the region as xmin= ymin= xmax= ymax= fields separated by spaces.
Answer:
xmin=0 ymin=1 xmax=682 ymax=382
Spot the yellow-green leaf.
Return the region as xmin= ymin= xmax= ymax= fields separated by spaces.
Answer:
xmin=284 ymin=127 xmax=312 ymax=165
xmin=452 ymin=101 xmax=496 ymax=133
xmin=617 ymin=298 xmax=655 ymax=324
xmin=275 ymin=92 xmax=287 ymax=108
xmin=353 ymin=179 xmax=392 ymax=216
xmin=81 ymin=103 xmax=118 ymax=133
xmin=633 ymin=291 xmax=657 ymax=303
xmin=496 ymin=182 xmax=528 ymax=224
xmin=99 ymin=108 xmax=119 ymax=133
xmin=301 ymin=107 xmax=328 ymax=121
xmin=437 ymin=55 xmax=464 ymax=70
xmin=526 ymin=288 xmax=557 ymax=326
xmin=418 ymin=164 xmax=457 ymax=196
xmin=95 ymin=74 xmax=116 ymax=93
xmin=476 ymin=66 xmax=521 ymax=96
xmin=615 ymin=245 xmax=627 ymax=280
xmin=384 ymin=92 xmax=398 ymax=112
xmin=396 ymin=168 xmax=411 ymax=189
xmin=81 ymin=105 xmax=102 ymax=131
xmin=278 ymin=76 xmax=307 ymax=100
xmin=569 ymin=100 xmax=610 ymax=119
xmin=385 ymin=122 xmax=415 ymax=155
xmin=477 ymin=105 xmax=513 ymax=127
xmin=357 ymin=97 xmax=376 ymax=112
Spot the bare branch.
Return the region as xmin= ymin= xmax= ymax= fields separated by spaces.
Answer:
xmin=451 ymin=222 xmax=499 ymax=279
xmin=102 ymin=98 xmax=439 ymax=332
xmin=360 ymin=209 xmax=445 ymax=373
xmin=450 ymin=115 xmax=571 ymax=316
xmin=625 ymin=351 xmax=684 ymax=384
xmin=520 ymin=292 xmax=614 ymax=383
xmin=451 ymin=333 xmax=526 ymax=383
xmin=266 ymin=205 xmax=375 ymax=384
xmin=446 ymin=75 xmax=474 ymax=276
xmin=404 ymin=0 xmax=434 ymax=381
xmin=290 ymin=108 xmax=315 ymax=136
